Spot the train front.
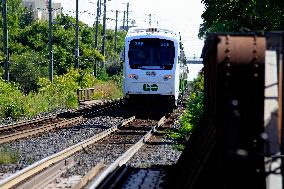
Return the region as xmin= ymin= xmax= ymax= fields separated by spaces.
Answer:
xmin=123 ymin=28 xmax=180 ymax=108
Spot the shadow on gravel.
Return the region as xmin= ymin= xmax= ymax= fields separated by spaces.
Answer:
xmin=145 ymin=141 xmax=175 ymax=145
xmin=98 ymin=165 xmax=176 ymax=189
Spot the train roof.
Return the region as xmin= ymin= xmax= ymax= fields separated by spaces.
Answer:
xmin=126 ymin=27 xmax=179 ymax=41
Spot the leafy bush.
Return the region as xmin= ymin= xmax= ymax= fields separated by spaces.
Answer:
xmin=0 ymin=79 xmax=25 ymax=117
xmin=37 ymin=69 xmax=92 ymax=111
xmin=168 ymin=72 xmax=204 ymax=150
xmin=96 ymin=67 xmax=110 ymax=81
xmin=106 ymin=61 xmax=123 ymax=76
xmin=0 ymin=69 xmax=122 ymax=119
xmin=110 ymin=74 xmax=123 ymax=91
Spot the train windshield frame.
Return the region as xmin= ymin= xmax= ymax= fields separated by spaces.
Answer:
xmin=128 ymin=38 xmax=175 ymax=69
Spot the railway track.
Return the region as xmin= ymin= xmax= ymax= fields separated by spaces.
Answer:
xmin=0 ymin=117 xmax=83 ymax=144
xmin=97 ymin=109 xmax=184 ymax=189
xmin=0 ymin=115 xmax=57 ymax=132
xmin=0 ymin=94 xmax=185 ymax=188
xmin=0 ymin=115 xmax=167 ymax=189
xmin=0 ymin=99 xmax=125 ymax=144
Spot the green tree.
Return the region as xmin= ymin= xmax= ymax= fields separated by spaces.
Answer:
xmin=199 ymin=0 xmax=284 ymax=38
xmin=9 ymin=52 xmax=48 ymax=93
xmin=51 ymin=15 xmax=105 ymax=74
xmin=1 ymin=1 xmax=126 ymax=95
xmin=0 ymin=0 xmax=25 ymax=29
xmin=18 ymin=21 xmax=48 ymax=52
xmin=0 ymin=1 xmax=126 ymax=119
xmin=19 ymin=7 xmax=34 ymax=28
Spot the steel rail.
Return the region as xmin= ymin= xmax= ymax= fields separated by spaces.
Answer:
xmin=0 ymin=117 xmax=83 ymax=144
xmin=0 ymin=99 xmax=125 ymax=144
xmin=19 ymin=157 xmax=75 ymax=189
xmin=0 ymin=114 xmax=57 ymax=132
xmin=0 ymin=99 xmax=121 ymax=133
xmin=71 ymin=162 xmax=106 ymax=189
xmin=84 ymin=99 xmax=123 ymax=117
xmin=0 ymin=116 xmax=135 ymax=189
xmin=87 ymin=116 xmax=166 ymax=189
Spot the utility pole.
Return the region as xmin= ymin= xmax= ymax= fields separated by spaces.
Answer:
xmin=99 ymin=0 xmax=102 ymax=16
xmin=114 ymin=10 xmax=118 ymax=53
xmin=93 ymin=0 xmax=100 ymax=77
xmin=94 ymin=0 xmax=100 ymax=49
xmin=101 ymin=0 xmax=106 ymax=67
xmin=48 ymin=0 xmax=53 ymax=82
xmin=122 ymin=11 xmax=125 ymax=30
xmin=2 ymin=0 xmax=9 ymax=81
xmin=126 ymin=3 xmax=129 ymax=31
xmin=75 ymin=0 xmax=79 ymax=69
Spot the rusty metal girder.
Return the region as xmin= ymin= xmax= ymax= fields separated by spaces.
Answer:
xmin=216 ymin=34 xmax=266 ymax=189
xmin=217 ymin=35 xmax=265 ymax=65
xmin=173 ymin=33 xmax=266 ymax=189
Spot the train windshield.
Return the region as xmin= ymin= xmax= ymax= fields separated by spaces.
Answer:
xmin=128 ymin=38 xmax=175 ymax=69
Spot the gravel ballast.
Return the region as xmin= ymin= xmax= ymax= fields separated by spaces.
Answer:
xmin=0 ymin=116 xmax=125 ymax=178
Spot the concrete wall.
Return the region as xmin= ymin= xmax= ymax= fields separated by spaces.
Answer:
xmin=22 ymin=0 xmax=62 ymax=20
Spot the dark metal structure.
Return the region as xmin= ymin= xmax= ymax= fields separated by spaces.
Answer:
xmin=171 ymin=33 xmax=267 ymax=189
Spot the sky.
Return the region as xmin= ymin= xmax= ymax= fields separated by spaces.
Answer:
xmin=54 ymin=0 xmax=205 ymax=59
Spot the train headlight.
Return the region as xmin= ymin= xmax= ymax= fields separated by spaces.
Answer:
xmin=163 ymin=75 xmax=172 ymax=80
xmin=128 ymin=74 xmax=138 ymax=80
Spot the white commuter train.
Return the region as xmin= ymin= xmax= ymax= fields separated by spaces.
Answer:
xmin=122 ymin=27 xmax=188 ymax=108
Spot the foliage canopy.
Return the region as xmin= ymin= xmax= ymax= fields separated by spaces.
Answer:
xmin=0 ymin=0 xmax=126 ymax=93
xmin=199 ymin=0 xmax=284 ymax=38
xmin=0 ymin=0 xmax=125 ymax=119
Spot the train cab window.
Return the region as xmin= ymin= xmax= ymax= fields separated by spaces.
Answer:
xmin=128 ymin=38 xmax=175 ymax=69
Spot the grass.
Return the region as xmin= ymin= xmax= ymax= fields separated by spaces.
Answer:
xmin=93 ymin=81 xmax=123 ymax=100
xmin=0 ymin=146 xmax=20 ymax=164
